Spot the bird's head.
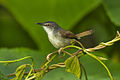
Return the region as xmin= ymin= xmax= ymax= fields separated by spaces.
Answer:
xmin=37 ymin=21 xmax=61 ymax=34
xmin=37 ymin=21 xmax=59 ymax=29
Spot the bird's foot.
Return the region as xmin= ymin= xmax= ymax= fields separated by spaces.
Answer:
xmin=58 ymin=47 xmax=63 ymax=54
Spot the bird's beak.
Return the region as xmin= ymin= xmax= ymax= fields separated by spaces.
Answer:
xmin=36 ymin=23 xmax=43 ymax=26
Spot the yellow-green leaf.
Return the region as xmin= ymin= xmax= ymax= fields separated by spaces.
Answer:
xmin=64 ymin=56 xmax=81 ymax=79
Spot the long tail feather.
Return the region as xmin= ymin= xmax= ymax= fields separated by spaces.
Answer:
xmin=76 ymin=30 xmax=93 ymax=39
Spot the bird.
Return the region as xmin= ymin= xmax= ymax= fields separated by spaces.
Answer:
xmin=37 ymin=21 xmax=93 ymax=49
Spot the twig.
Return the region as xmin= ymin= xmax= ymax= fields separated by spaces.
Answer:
xmin=62 ymin=50 xmax=72 ymax=56
xmin=86 ymin=31 xmax=120 ymax=52
xmin=7 ymin=68 xmax=44 ymax=77
xmin=0 ymin=56 xmax=33 ymax=64
xmin=7 ymin=31 xmax=120 ymax=79
xmin=46 ymin=51 xmax=58 ymax=60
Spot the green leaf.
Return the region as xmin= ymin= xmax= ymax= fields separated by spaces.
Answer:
xmin=0 ymin=48 xmax=45 ymax=75
xmin=0 ymin=71 xmax=8 ymax=80
xmin=0 ymin=48 xmax=79 ymax=80
xmin=1 ymin=0 xmax=101 ymax=52
xmin=64 ymin=56 xmax=81 ymax=79
xmin=103 ymin=0 xmax=120 ymax=26
xmin=0 ymin=6 xmax=37 ymax=49
xmin=0 ymin=48 xmax=120 ymax=80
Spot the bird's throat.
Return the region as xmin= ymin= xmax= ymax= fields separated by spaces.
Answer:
xmin=43 ymin=26 xmax=54 ymax=34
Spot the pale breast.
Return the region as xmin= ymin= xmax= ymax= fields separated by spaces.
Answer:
xmin=43 ymin=26 xmax=72 ymax=48
xmin=48 ymin=32 xmax=72 ymax=48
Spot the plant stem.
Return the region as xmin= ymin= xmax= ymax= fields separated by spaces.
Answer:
xmin=84 ymin=50 xmax=114 ymax=80
xmin=0 ymin=56 xmax=33 ymax=64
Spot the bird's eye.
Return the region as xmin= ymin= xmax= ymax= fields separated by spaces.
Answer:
xmin=45 ymin=24 xmax=50 ymax=26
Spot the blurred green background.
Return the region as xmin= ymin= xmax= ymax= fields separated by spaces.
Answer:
xmin=0 ymin=0 xmax=120 ymax=80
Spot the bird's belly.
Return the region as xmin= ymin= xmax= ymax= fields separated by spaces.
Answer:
xmin=48 ymin=35 xmax=72 ymax=48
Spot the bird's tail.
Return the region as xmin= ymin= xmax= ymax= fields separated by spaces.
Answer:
xmin=76 ymin=30 xmax=93 ymax=39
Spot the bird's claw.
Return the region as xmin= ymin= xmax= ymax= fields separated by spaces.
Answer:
xmin=58 ymin=48 xmax=63 ymax=54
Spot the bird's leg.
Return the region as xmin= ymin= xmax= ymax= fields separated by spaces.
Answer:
xmin=58 ymin=47 xmax=63 ymax=54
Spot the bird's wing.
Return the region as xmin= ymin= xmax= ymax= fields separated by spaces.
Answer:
xmin=60 ymin=29 xmax=76 ymax=39
xmin=76 ymin=30 xmax=93 ymax=39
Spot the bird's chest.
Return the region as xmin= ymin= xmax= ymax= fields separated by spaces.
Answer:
xmin=48 ymin=32 xmax=72 ymax=48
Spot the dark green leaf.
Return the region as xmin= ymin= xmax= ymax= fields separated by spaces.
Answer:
xmin=1 ymin=0 xmax=101 ymax=52
xmin=0 ymin=48 xmax=79 ymax=80
xmin=0 ymin=6 xmax=37 ymax=49
xmin=0 ymin=71 xmax=8 ymax=80
xmin=0 ymin=48 xmax=120 ymax=80
xmin=103 ymin=0 xmax=120 ymax=26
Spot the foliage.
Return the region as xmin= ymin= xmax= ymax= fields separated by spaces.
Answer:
xmin=0 ymin=0 xmax=120 ymax=80
xmin=0 ymin=33 xmax=120 ymax=80
xmin=0 ymin=71 xmax=8 ymax=80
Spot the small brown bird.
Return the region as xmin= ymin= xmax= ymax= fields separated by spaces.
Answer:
xmin=37 ymin=21 xmax=93 ymax=49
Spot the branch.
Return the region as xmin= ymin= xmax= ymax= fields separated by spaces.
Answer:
xmin=86 ymin=31 xmax=120 ymax=52
xmin=7 ymin=31 xmax=120 ymax=79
